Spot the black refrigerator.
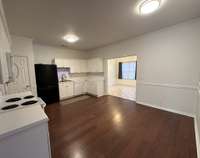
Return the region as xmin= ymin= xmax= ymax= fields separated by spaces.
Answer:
xmin=35 ymin=64 xmax=59 ymax=104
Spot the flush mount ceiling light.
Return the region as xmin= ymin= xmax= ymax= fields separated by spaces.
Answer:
xmin=63 ymin=34 xmax=79 ymax=43
xmin=139 ymin=0 xmax=161 ymax=15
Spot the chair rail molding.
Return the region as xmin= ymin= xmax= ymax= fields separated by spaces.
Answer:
xmin=137 ymin=80 xmax=197 ymax=90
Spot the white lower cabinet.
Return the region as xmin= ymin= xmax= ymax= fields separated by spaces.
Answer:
xmin=59 ymin=82 xmax=74 ymax=100
xmin=87 ymin=80 xmax=104 ymax=97
xmin=74 ymin=81 xmax=87 ymax=96
xmin=59 ymin=79 xmax=104 ymax=100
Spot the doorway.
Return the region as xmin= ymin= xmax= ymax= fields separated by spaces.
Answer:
xmin=105 ymin=56 xmax=137 ymax=101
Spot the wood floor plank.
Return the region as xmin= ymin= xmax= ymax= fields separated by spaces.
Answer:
xmin=45 ymin=95 xmax=197 ymax=158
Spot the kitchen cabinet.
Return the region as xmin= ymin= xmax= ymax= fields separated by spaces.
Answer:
xmin=79 ymin=59 xmax=87 ymax=73
xmin=54 ymin=59 xmax=81 ymax=73
xmin=54 ymin=58 xmax=103 ymax=73
xmin=53 ymin=58 xmax=65 ymax=67
xmin=68 ymin=59 xmax=87 ymax=73
xmin=74 ymin=81 xmax=87 ymax=96
xmin=87 ymin=58 xmax=103 ymax=72
xmin=58 ymin=78 xmax=104 ymax=100
xmin=0 ymin=1 xmax=11 ymax=84
xmin=87 ymin=79 xmax=104 ymax=97
xmin=59 ymin=82 xmax=74 ymax=100
xmin=69 ymin=59 xmax=80 ymax=73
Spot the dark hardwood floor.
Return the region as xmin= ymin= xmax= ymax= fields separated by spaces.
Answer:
xmin=45 ymin=95 xmax=197 ymax=158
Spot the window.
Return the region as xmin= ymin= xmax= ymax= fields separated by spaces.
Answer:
xmin=118 ymin=62 xmax=137 ymax=80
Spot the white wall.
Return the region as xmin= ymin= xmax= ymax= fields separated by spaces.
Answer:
xmin=89 ymin=18 xmax=200 ymax=116
xmin=33 ymin=44 xmax=88 ymax=64
xmin=107 ymin=59 xmax=117 ymax=87
xmin=9 ymin=35 xmax=37 ymax=94
xmin=196 ymin=76 xmax=200 ymax=150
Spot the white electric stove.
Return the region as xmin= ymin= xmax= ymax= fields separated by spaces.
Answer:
xmin=0 ymin=91 xmax=46 ymax=113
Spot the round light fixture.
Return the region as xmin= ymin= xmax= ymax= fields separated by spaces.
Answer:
xmin=139 ymin=0 xmax=161 ymax=15
xmin=63 ymin=34 xmax=79 ymax=43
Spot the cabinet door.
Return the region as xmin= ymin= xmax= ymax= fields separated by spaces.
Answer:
xmin=83 ymin=81 xmax=87 ymax=93
xmin=87 ymin=81 xmax=97 ymax=95
xmin=59 ymin=82 xmax=74 ymax=100
xmin=87 ymin=58 xmax=103 ymax=72
xmin=74 ymin=82 xmax=83 ymax=96
xmin=68 ymin=59 xmax=76 ymax=73
xmin=87 ymin=59 xmax=94 ymax=72
xmin=96 ymin=80 xmax=104 ymax=97
xmin=95 ymin=58 xmax=103 ymax=72
xmin=54 ymin=59 xmax=64 ymax=67
xmin=59 ymin=83 xmax=65 ymax=99
xmin=79 ymin=60 xmax=87 ymax=73
xmin=74 ymin=60 xmax=81 ymax=73
xmin=64 ymin=59 xmax=70 ymax=68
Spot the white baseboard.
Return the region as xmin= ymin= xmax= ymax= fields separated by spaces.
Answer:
xmin=136 ymin=101 xmax=195 ymax=118
xmin=194 ymin=117 xmax=200 ymax=158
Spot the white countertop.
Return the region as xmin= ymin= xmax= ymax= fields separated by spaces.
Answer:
xmin=0 ymin=105 xmax=48 ymax=140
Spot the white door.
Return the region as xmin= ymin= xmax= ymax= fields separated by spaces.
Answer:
xmin=7 ymin=56 xmax=31 ymax=94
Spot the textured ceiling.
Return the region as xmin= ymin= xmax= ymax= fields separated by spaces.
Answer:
xmin=3 ymin=0 xmax=200 ymax=51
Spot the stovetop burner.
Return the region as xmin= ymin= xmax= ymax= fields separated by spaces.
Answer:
xmin=6 ymin=97 xmax=22 ymax=103
xmin=21 ymin=100 xmax=38 ymax=106
xmin=24 ymin=95 xmax=35 ymax=99
xmin=1 ymin=104 xmax=19 ymax=110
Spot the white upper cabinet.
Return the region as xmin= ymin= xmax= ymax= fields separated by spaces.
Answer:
xmin=87 ymin=58 xmax=103 ymax=72
xmin=70 ymin=59 xmax=80 ymax=73
xmin=79 ymin=59 xmax=87 ymax=73
xmin=54 ymin=58 xmax=103 ymax=73
xmin=53 ymin=58 xmax=64 ymax=67
xmin=0 ymin=0 xmax=11 ymax=83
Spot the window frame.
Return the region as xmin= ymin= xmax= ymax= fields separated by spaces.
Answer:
xmin=118 ymin=61 xmax=137 ymax=81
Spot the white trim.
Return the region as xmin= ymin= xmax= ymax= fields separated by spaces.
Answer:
xmin=137 ymin=81 xmax=197 ymax=90
xmin=0 ymin=0 xmax=11 ymax=45
xmin=136 ymin=101 xmax=195 ymax=118
xmin=195 ymin=117 xmax=200 ymax=158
